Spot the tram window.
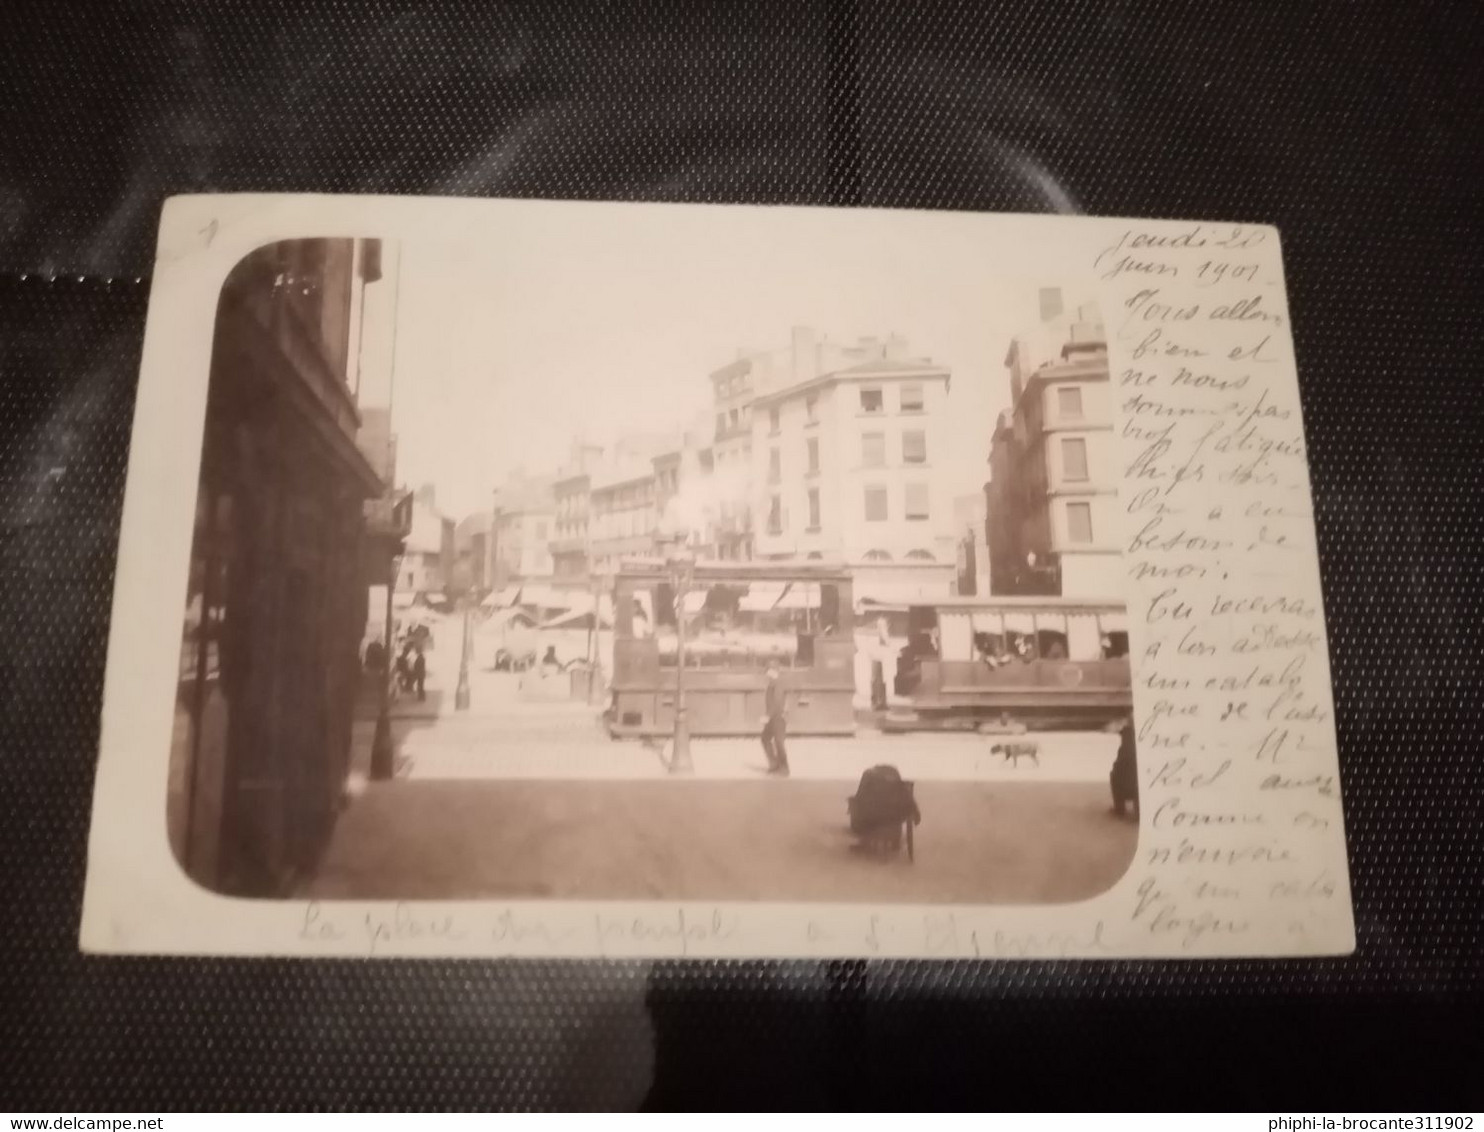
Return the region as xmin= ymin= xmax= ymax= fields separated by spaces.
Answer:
xmin=654 ymin=582 xmax=676 ymax=627
xmin=973 ymin=631 xmax=1011 ymax=662
xmin=1102 ymin=631 xmax=1129 ymax=659
xmin=796 ymin=632 xmax=815 ymax=667
xmin=1037 ymin=630 xmax=1069 ymax=660
xmin=818 ymin=584 xmax=840 ymax=635
xmin=631 ymin=591 xmax=654 ymax=638
xmin=1006 ymin=631 xmax=1037 ymax=660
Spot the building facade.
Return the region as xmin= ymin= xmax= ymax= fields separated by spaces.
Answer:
xmin=169 ymin=237 xmax=388 ymax=897
xmin=401 ymin=485 xmax=456 ymax=596
xmin=987 ymin=291 xmax=1117 ymax=598
xmin=490 ymin=474 xmax=556 ymax=589
xmin=551 ymin=468 xmax=593 ymax=583
xmin=549 ymin=442 xmax=605 ymax=584
xmin=453 ymin=511 xmax=491 ymax=597
xmin=708 ymin=353 xmax=759 ymax=560
xmin=748 ymin=337 xmax=958 ymax=604
xmin=588 ymin=458 xmax=660 ymax=576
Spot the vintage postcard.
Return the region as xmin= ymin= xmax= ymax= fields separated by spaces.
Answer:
xmin=80 ymin=195 xmax=1353 ymax=958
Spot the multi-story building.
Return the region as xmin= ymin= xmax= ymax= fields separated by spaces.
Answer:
xmin=490 ymin=473 xmax=556 ymax=590
xmin=170 ymin=237 xmax=389 ymax=896
xmin=589 ymin=450 xmax=662 ymax=577
xmin=747 ymin=334 xmax=957 ymax=604
xmin=551 ymin=468 xmax=593 ymax=584
xmin=356 ymin=406 xmax=397 ymax=484
xmin=453 ymin=512 xmax=491 ymax=597
xmin=952 ymin=491 xmax=991 ymax=596
xmin=549 ymin=442 xmax=605 ymax=585
xmin=401 ymin=484 xmax=456 ymax=596
xmin=708 ymin=352 xmax=761 ymax=560
xmin=987 ymin=289 xmax=1116 ymax=598
xmin=651 ymin=412 xmax=719 ymax=553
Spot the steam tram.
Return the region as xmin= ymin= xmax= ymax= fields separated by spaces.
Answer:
xmin=607 ymin=560 xmax=857 ymax=737
xmin=884 ymin=596 xmax=1132 ymax=731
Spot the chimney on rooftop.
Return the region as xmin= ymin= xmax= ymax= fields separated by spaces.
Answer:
xmin=790 ymin=325 xmax=819 ymax=384
xmin=1039 ymin=287 xmax=1064 ymax=322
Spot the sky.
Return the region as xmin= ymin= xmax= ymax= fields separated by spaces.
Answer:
xmin=356 ymin=204 xmax=1048 ymax=521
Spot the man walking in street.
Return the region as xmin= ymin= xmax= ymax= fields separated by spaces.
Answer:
xmin=412 ymin=642 xmax=427 ymax=703
xmin=761 ymin=659 xmax=789 ymax=776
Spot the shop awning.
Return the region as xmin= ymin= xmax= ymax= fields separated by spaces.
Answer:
xmin=482 ymin=606 xmax=536 ymax=631
xmin=482 ymin=584 xmax=523 ymax=608
xmin=738 ymin=582 xmax=787 ymax=612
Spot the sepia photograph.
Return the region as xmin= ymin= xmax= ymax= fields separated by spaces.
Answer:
xmin=164 ymin=213 xmax=1141 ymax=908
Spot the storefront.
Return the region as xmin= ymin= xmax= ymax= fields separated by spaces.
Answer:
xmin=168 ymin=239 xmax=384 ymax=896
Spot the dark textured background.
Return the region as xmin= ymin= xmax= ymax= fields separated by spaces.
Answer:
xmin=2 ymin=0 xmax=1482 ymax=1111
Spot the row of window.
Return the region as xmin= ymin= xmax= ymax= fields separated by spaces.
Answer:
xmin=592 ymin=512 xmax=656 ymax=540
xmin=592 ymin=484 xmax=655 ymax=514
xmin=1062 ymin=437 xmax=1089 ymax=481
xmin=858 ymin=382 xmax=924 ymax=416
xmin=1066 ymin=501 xmax=1094 ymax=544
xmin=765 ymin=430 xmax=929 ymax=483
xmin=715 ymin=371 xmax=752 ymax=400
xmin=750 ymin=381 xmax=930 ymax=441
xmin=766 ymin=482 xmax=933 ymax=535
xmin=1056 ymin=385 xmax=1084 ymax=420
xmin=715 ymin=405 xmax=751 ymax=439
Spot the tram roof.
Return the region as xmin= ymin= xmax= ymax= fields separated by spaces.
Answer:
xmin=615 ymin=557 xmax=852 ymax=582
xmin=892 ymin=594 xmax=1128 ymax=612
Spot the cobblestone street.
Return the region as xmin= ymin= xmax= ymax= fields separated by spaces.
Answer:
xmin=315 ymin=647 xmax=1137 ymax=904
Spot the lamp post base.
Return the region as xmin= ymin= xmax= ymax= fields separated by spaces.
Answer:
xmin=670 ymin=715 xmax=694 ymax=774
xmin=370 ymin=710 xmax=395 ymax=781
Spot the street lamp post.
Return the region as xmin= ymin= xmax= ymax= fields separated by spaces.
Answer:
xmin=370 ymin=551 xmax=403 ymax=781
xmin=664 ymin=537 xmax=695 ymax=775
xmin=455 ymin=598 xmax=472 ymax=710
xmin=451 ymin=562 xmax=473 ymax=711
xmin=587 ymin=571 xmax=603 ymax=706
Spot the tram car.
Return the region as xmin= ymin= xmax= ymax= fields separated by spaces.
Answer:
xmin=607 ymin=559 xmax=857 ymax=738
xmin=884 ymin=596 xmax=1132 ymax=731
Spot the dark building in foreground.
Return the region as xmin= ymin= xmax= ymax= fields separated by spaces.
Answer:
xmin=168 ymin=238 xmax=390 ymax=896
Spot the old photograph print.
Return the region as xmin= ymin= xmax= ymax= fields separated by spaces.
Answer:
xmin=168 ymin=225 xmax=1139 ymax=907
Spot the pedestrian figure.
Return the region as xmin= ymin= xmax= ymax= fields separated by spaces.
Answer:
xmin=1111 ymin=719 xmax=1138 ymax=818
xmin=412 ymin=644 xmax=427 ymax=702
xmin=396 ymin=641 xmax=415 ymax=694
xmin=761 ymin=659 xmax=789 ymax=775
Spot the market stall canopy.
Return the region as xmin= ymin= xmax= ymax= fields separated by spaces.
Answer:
xmin=517 ymin=584 xmax=570 ymax=611
xmin=482 ymin=584 xmax=522 ymax=608
xmin=540 ymin=607 xmax=613 ymax=631
xmin=481 ymin=606 xmax=537 ymax=631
